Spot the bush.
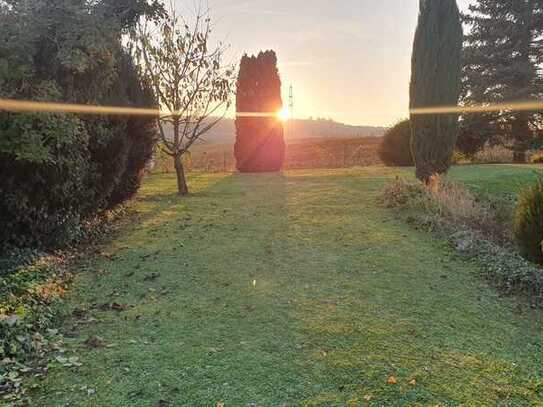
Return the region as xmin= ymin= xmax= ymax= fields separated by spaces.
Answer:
xmin=380 ymin=176 xmax=508 ymax=241
xmin=378 ymin=120 xmax=414 ymax=167
xmin=426 ymin=176 xmax=490 ymax=227
xmin=381 ymin=178 xmax=543 ymax=301
xmin=379 ymin=177 xmax=426 ymax=209
xmin=0 ymin=3 xmax=158 ymax=249
xmin=530 ymin=151 xmax=543 ymax=164
xmin=456 ymin=113 xmax=497 ymax=157
xmin=450 ymin=230 xmax=543 ymax=300
xmin=0 ymin=109 xmax=91 ymax=248
xmin=514 ymin=179 xmax=543 ymax=264
xmin=473 ymin=144 xmax=513 ymax=164
xmin=0 ymin=253 xmax=71 ymax=404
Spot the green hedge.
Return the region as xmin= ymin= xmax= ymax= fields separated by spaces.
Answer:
xmin=0 ymin=2 xmax=158 ymax=250
xmin=514 ymin=179 xmax=543 ymax=264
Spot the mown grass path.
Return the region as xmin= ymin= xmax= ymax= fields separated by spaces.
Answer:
xmin=34 ymin=167 xmax=543 ymax=406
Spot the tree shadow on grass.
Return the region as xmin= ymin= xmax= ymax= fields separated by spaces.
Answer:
xmin=119 ymin=171 xmax=297 ymax=406
xmin=129 ymin=172 xmax=236 ymax=231
xmin=30 ymin=170 xmax=301 ymax=407
xmin=34 ymin=168 xmax=543 ymax=405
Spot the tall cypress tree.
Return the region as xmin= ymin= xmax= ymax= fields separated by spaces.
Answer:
xmin=410 ymin=0 xmax=463 ymax=182
xmin=234 ymin=51 xmax=285 ymax=172
xmin=462 ymin=0 xmax=543 ymax=162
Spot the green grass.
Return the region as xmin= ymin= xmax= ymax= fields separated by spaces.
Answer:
xmin=31 ymin=166 xmax=543 ymax=406
xmin=449 ymin=164 xmax=542 ymax=199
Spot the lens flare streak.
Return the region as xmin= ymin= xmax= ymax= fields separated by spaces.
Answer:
xmin=0 ymin=98 xmax=161 ymax=116
xmin=3 ymin=98 xmax=543 ymax=119
xmin=410 ymin=100 xmax=543 ymax=115
xmin=235 ymin=112 xmax=279 ymax=118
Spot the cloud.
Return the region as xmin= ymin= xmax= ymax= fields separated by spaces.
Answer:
xmin=223 ymin=2 xmax=286 ymax=16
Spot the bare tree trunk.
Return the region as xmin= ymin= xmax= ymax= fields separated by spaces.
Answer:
xmin=173 ymin=154 xmax=189 ymax=196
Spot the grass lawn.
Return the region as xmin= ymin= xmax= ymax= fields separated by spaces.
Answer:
xmin=449 ymin=164 xmax=542 ymax=199
xmin=32 ymin=166 xmax=543 ymax=406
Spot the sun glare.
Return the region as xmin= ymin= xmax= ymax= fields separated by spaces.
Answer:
xmin=278 ymin=107 xmax=290 ymax=122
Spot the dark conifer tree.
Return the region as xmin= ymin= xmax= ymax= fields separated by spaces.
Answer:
xmin=462 ymin=0 xmax=543 ymax=162
xmin=410 ymin=0 xmax=463 ymax=182
xmin=234 ymin=51 xmax=285 ymax=172
xmin=108 ymin=53 xmax=158 ymax=207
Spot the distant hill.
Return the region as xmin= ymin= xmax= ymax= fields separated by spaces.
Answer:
xmin=181 ymin=118 xmax=385 ymax=145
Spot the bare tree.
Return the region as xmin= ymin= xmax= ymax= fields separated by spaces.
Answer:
xmin=133 ymin=2 xmax=234 ymax=195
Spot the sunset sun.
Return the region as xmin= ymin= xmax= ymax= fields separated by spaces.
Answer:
xmin=278 ymin=107 xmax=290 ymax=122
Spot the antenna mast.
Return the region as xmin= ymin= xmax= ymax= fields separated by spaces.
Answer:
xmin=288 ymin=85 xmax=294 ymax=138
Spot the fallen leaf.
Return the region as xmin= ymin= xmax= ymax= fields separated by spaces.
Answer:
xmin=84 ymin=336 xmax=106 ymax=348
xmin=387 ymin=376 xmax=397 ymax=385
xmin=363 ymin=394 xmax=373 ymax=401
xmin=99 ymin=302 xmax=128 ymax=312
xmin=76 ymin=317 xmax=98 ymax=325
xmin=72 ymin=308 xmax=89 ymax=319
xmin=68 ymin=356 xmax=82 ymax=367
xmin=100 ymin=251 xmax=114 ymax=260
xmin=55 ymin=355 xmax=82 ymax=367
xmin=143 ymin=273 xmax=160 ymax=282
xmin=408 ymin=379 xmax=417 ymax=386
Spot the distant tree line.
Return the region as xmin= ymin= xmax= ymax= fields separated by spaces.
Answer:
xmin=0 ymin=0 xmax=162 ymax=249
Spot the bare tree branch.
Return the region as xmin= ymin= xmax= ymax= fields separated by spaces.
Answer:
xmin=131 ymin=1 xmax=234 ymax=195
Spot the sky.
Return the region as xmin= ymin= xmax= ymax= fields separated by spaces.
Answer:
xmin=202 ymin=0 xmax=473 ymax=127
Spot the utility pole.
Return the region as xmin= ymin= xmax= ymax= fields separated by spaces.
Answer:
xmin=288 ymin=85 xmax=294 ymax=138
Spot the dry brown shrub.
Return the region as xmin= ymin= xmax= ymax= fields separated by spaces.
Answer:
xmin=473 ymin=145 xmax=513 ymax=164
xmin=381 ymin=175 xmax=509 ymax=242
xmin=427 ymin=175 xmax=487 ymax=224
